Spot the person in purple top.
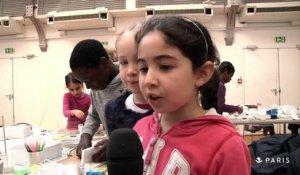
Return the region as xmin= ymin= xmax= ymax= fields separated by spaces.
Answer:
xmin=218 ymin=62 xmax=275 ymax=135
xmin=217 ymin=61 xmax=243 ymax=114
xmin=63 ymin=72 xmax=91 ymax=129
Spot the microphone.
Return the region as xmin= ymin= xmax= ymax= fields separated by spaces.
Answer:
xmin=107 ymin=128 xmax=144 ymax=175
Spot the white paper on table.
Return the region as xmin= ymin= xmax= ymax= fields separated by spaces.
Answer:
xmin=291 ymin=115 xmax=300 ymax=120
xmin=80 ymin=147 xmax=94 ymax=166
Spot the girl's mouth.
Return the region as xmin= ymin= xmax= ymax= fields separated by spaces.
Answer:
xmin=148 ymin=94 xmax=160 ymax=100
xmin=147 ymin=94 xmax=162 ymax=106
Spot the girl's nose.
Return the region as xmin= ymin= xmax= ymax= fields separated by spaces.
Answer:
xmin=144 ymin=70 xmax=158 ymax=88
xmin=127 ymin=64 xmax=138 ymax=76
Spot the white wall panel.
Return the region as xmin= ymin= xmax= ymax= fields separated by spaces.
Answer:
xmin=279 ymin=48 xmax=300 ymax=107
xmin=0 ymin=58 xmax=13 ymax=125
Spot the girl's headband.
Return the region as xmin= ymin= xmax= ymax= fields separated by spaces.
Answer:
xmin=183 ymin=17 xmax=208 ymax=56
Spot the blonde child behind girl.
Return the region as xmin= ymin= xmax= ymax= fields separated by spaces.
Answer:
xmin=134 ymin=16 xmax=251 ymax=175
xmin=91 ymin=22 xmax=154 ymax=162
xmin=104 ymin=22 xmax=153 ymax=135
xmin=63 ymin=72 xmax=91 ymax=129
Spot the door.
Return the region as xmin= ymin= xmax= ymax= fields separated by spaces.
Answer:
xmin=243 ymin=48 xmax=279 ymax=107
xmin=0 ymin=58 xmax=14 ymax=125
xmin=279 ymin=48 xmax=300 ymax=107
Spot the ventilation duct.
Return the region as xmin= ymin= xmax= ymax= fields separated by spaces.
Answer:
xmin=145 ymin=4 xmax=214 ymax=23
xmin=0 ymin=17 xmax=24 ymax=36
xmin=47 ymin=8 xmax=113 ymax=30
xmin=238 ymin=2 xmax=300 ymax=25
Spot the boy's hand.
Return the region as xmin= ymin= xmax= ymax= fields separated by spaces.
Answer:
xmin=92 ymin=138 xmax=109 ymax=162
xmin=76 ymin=133 xmax=92 ymax=158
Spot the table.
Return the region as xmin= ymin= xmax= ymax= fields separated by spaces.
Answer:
xmin=228 ymin=115 xmax=300 ymax=125
xmin=226 ymin=115 xmax=300 ymax=134
xmin=0 ymin=127 xmax=108 ymax=174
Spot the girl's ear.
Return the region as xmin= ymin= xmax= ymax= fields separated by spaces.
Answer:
xmin=194 ymin=61 xmax=215 ymax=87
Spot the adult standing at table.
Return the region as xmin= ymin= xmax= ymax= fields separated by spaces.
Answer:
xmin=69 ymin=39 xmax=125 ymax=161
xmin=217 ymin=61 xmax=243 ymax=114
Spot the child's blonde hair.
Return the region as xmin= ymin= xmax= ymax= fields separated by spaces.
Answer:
xmin=106 ymin=47 xmax=117 ymax=62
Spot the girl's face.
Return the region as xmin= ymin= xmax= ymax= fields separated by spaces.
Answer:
xmin=67 ymin=82 xmax=84 ymax=98
xmin=117 ymin=32 xmax=141 ymax=93
xmin=222 ymin=71 xmax=234 ymax=84
xmin=137 ymin=31 xmax=202 ymax=115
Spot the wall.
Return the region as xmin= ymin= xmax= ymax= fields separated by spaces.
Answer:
xmin=0 ymin=15 xmax=299 ymax=130
xmin=0 ymin=17 xmax=143 ymax=129
xmin=214 ymin=27 xmax=300 ymax=106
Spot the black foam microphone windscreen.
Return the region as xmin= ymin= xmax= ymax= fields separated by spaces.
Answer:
xmin=107 ymin=128 xmax=144 ymax=175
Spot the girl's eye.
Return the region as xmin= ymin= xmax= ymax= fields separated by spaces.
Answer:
xmin=138 ymin=61 xmax=147 ymax=74
xmin=160 ymin=65 xmax=173 ymax=71
xmin=139 ymin=67 xmax=148 ymax=73
xmin=138 ymin=66 xmax=148 ymax=74
xmin=119 ymin=60 xmax=128 ymax=65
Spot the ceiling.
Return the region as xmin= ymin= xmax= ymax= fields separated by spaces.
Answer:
xmin=0 ymin=0 xmax=299 ymax=17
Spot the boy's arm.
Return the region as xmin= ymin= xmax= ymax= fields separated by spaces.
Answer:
xmin=82 ymin=103 xmax=101 ymax=136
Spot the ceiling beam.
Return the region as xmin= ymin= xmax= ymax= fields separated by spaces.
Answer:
xmin=24 ymin=0 xmax=47 ymax=52
xmin=224 ymin=4 xmax=239 ymax=46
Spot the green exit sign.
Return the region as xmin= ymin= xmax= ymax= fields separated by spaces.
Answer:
xmin=275 ymin=36 xmax=286 ymax=43
xmin=5 ymin=48 xmax=15 ymax=54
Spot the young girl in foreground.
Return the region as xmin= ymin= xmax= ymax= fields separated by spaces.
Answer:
xmin=134 ymin=16 xmax=251 ymax=175
xmin=63 ymin=72 xmax=91 ymax=129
